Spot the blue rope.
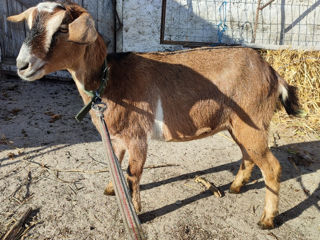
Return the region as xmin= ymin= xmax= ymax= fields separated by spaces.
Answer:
xmin=217 ymin=1 xmax=228 ymax=43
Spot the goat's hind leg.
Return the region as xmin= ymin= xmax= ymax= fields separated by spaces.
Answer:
xmin=256 ymin=150 xmax=281 ymax=229
xmin=230 ymin=158 xmax=255 ymax=193
xmin=230 ymin=126 xmax=281 ymax=229
xmin=229 ymin=130 xmax=255 ymax=193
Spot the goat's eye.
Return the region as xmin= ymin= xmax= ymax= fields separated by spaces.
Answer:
xmin=59 ymin=24 xmax=68 ymax=33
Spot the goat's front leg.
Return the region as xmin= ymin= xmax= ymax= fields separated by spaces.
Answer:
xmin=104 ymin=139 xmax=127 ymax=195
xmin=126 ymin=138 xmax=148 ymax=212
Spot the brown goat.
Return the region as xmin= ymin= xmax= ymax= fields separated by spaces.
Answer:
xmin=8 ymin=1 xmax=301 ymax=229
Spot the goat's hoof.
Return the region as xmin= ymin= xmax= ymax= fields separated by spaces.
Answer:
xmin=258 ymin=221 xmax=274 ymax=230
xmin=229 ymin=186 xmax=241 ymax=194
xmin=104 ymin=188 xmax=115 ymax=196
xmin=133 ymin=200 xmax=142 ymax=213
xmin=257 ymin=220 xmax=274 ymax=229
xmin=104 ymin=182 xmax=115 ymax=196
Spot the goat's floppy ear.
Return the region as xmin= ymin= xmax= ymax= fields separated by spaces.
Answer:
xmin=7 ymin=7 xmax=36 ymax=27
xmin=68 ymin=13 xmax=98 ymax=44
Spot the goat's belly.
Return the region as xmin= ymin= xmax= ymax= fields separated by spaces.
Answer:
xmin=167 ymin=127 xmax=214 ymax=142
xmin=151 ymin=124 xmax=226 ymax=142
xmin=150 ymin=97 xmax=226 ymax=141
xmin=150 ymin=114 xmax=215 ymax=141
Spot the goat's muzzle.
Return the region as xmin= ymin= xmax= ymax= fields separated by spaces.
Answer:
xmin=16 ymin=43 xmax=46 ymax=81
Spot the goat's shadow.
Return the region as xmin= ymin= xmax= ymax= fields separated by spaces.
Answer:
xmin=139 ymin=141 xmax=320 ymax=227
xmin=0 ymin=74 xmax=100 ymax=176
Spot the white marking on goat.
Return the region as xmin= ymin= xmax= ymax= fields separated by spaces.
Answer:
xmin=27 ymin=15 xmax=33 ymax=29
xmin=151 ymin=98 xmax=164 ymax=140
xmin=26 ymin=8 xmax=36 ymax=29
xmin=70 ymin=70 xmax=88 ymax=96
xmin=278 ymin=83 xmax=288 ymax=103
xmin=261 ymin=170 xmax=266 ymax=182
xmin=44 ymin=11 xmax=66 ymax=52
xmin=17 ymin=43 xmax=31 ymax=64
xmin=37 ymin=2 xmax=62 ymax=13
xmin=16 ymin=43 xmax=46 ymax=81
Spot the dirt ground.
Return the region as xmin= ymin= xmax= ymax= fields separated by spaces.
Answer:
xmin=0 ymin=75 xmax=319 ymax=240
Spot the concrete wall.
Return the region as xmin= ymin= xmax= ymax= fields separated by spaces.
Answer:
xmin=118 ymin=0 xmax=182 ymax=52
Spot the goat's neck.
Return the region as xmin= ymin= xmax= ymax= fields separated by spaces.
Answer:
xmin=69 ymin=36 xmax=107 ymax=96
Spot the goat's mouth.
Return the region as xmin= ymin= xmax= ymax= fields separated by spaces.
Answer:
xmin=18 ymin=63 xmax=46 ymax=81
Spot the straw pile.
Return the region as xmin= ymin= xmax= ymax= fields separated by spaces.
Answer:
xmin=260 ymin=49 xmax=320 ymax=137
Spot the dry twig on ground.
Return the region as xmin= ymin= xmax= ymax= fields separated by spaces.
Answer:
xmin=194 ymin=176 xmax=222 ymax=198
xmin=2 ymin=208 xmax=33 ymax=240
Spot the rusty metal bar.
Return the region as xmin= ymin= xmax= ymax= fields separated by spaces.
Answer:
xmin=252 ymin=0 xmax=276 ymax=43
xmin=112 ymin=0 xmax=117 ymax=53
xmin=160 ymin=0 xmax=167 ymax=44
xmin=259 ymin=0 xmax=276 ymax=11
xmin=251 ymin=0 xmax=262 ymax=43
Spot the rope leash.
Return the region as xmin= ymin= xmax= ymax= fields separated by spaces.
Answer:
xmin=75 ymin=57 xmax=145 ymax=239
xmin=92 ymin=101 xmax=145 ymax=240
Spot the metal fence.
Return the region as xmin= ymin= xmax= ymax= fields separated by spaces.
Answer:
xmin=161 ymin=0 xmax=320 ymax=49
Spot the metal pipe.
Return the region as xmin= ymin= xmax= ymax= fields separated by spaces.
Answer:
xmin=251 ymin=0 xmax=262 ymax=43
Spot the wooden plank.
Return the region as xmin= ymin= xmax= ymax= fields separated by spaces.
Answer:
xmin=0 ymin=0 xmax=6 ymax=61
xmin=11 ymin=0 xmax=26 ymax=57
xmin=16 ymin=0 xmax=40 ymax=8
xmin=72 ymin=0 xmax=83 ymax=7
xmin=5 ymin=0 xmax=14 ymax=58
xmin=82 ymin=0 xmax=114 ymax=52
xmin=3 ymin=0 xmax=28 ymax=59
xmin=97 ymin=0 xmax=114 ymax=52
xmin=82 ymin=0 xmax=97 ymax=16
xmin=83 ymin=0 xmax=99 ymax=33
xmin=116 ymin=0 xmax=123 ymax=52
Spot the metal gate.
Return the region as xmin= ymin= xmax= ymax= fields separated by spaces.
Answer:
xmin=0 ymin=0 xmax=115 ymax=77
xmin=161 ymin=0 xmax=320 ymax=50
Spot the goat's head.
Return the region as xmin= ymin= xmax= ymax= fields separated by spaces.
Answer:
xmin=7 ymin=1 xmax=98 ymax=81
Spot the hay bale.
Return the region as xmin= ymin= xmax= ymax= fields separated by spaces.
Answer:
xmin=260 ymin=49 xmax=320 ymax=136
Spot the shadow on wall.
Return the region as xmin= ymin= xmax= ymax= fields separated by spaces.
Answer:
xmin=279 ymin=0 xmax=320 ymax=45
xmin=162 ymin=0 xmax=239 ymax=45
xmin=162 ymin=0 xmax=320 ymax=47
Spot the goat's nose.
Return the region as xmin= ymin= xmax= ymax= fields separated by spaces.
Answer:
xmin=17 ymin=60 xmax=29 ymax=71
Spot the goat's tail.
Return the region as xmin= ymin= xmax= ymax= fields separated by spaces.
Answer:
xmin=277 ymin=75 xmax=305 ymax=117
